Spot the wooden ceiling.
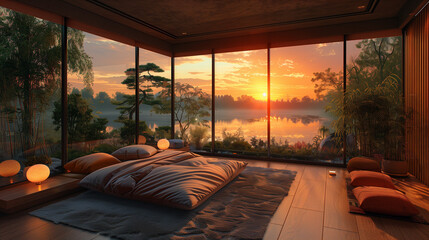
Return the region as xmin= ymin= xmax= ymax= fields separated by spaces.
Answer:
xmin=1 ymin=0 xmax=427 ymax=56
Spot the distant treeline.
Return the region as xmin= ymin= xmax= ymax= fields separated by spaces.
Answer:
xmin=72 ymin=87 xmax=325 ymax=111
xmin=215 ymin=95 xmax=325 ymax=109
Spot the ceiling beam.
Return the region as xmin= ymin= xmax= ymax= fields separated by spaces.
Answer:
xmin=398 ymin=0 xmax=429 ymax=28
xmin=0 ymin=0 xmax=173 ymax=56
xmin=173 ymin=18 xmax=401 ymax=57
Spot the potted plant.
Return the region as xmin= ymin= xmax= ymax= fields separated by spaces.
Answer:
xmin=329 ymin=74 xmax=408 ymax=175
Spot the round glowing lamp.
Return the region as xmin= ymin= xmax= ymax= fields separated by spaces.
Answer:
xmin=0 ymin=160 xmax=21 ymax=177
xmin=138 ymin=135 xmax=146 ymax=144
xmin=157 ymin=139 xmax=170 ymax=150
xmin=26 ymin=164 xmax=50 ymax=185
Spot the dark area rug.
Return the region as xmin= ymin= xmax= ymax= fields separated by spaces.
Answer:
xmin=30 ymin=167 xmax=296 ymax=240
xmin=346 ymin=176 xmax=429 ymax=225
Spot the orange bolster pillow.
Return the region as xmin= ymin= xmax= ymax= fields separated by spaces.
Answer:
xmin=350 ymin=170 xmax=396 ymax=189
xmin=353 ymin=186 xmax=419 ymax=216
xmin=347 ymin=157 xmax=381 ymax=172
xmin=65 ymin=153 xmax=121 ymax=174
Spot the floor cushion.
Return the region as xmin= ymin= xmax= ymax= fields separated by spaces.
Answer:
xmin=112 ymin=145 xmax=158 ymax=161
xmin=347 ymin=157 xmax=381 ymax=172
xmin=169 ymin=139 xmax=184 ymax=149
xmin=65 ymin=153 xmax=121 ymax=174
xmin=353 ymin=186 xmax=419 ymax=216
xmin=350 ymin=170 xmax=396 ymax=189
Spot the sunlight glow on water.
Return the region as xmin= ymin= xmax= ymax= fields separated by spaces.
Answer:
xmin=215 ymin=116 xmax=324 ymax=144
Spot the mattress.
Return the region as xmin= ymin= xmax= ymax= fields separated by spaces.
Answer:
xmin=80 ymin=150 xmax=247 ymax=210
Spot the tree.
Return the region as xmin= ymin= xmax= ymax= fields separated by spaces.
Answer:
xmin=311 ymin=68 xmax=343 ymax=100
xmin=0 ymin=8 xmax=93 ymax=156
xmin=112 ymin=63 xmax=170 ymax=143
xmin=52 ymin=93 xmax=108 ymax=142
xmin=314 ymin=37 xmax=403 ymax=158
xmin=154 ymin=82 xmax=211 ymax=141
xmin=113 ymin=63 xmax=170 ymax=120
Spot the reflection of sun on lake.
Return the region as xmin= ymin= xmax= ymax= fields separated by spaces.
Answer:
xmin=215 ymin=117 xmax=323 ymax=144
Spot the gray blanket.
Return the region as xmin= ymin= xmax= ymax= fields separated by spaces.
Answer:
xmin=31 ymin=167 xmax=296 ymax=240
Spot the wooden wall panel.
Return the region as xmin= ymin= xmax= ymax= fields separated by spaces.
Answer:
xmin=405 ymin=4 xmax=429 ymax=186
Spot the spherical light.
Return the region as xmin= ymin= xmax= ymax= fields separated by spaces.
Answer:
xmin=26 ymin=164 xmax=50 ymax=184
xmin=157 ymin=139 xmax=170 ymax=150
xmin=138 ymin=135 xmax=146 ymax=144
xmin=0 ymin=160 xmax=21 ymax=177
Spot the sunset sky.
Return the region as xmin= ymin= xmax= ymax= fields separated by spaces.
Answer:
xmin=69 ymin=32 xmax=362 ymax=100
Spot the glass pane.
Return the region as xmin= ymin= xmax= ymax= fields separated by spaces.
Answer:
xmin=0 ymin=7 xmax=62 ymax=186
xmin=175 ymin=55 xmax=212 ymax=152
xmin=270 ymin=42 xmax=343 ymax=163
xmin=215 ymin=50 xmax=268 ymax=157
xmin=67 ymin=31 xmax=134 ymax=160
xmin=139 ymin=49 xmax=172 ymax=144
xmin=346 ymin=37 xmax=403 ymax=162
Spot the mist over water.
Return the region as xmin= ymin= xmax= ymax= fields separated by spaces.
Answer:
xmin=97 ymin=108 xmax=331 ymax=144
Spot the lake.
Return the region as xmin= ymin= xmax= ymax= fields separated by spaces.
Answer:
xmin=98 ymin=107 xmax=333 ymax=144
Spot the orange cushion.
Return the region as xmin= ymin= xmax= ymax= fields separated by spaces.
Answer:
xmin=64 ymin=153 xmax=120 ymax=174
xmin=350 ymin=170 xmax=396 ymax=189
xmin=353 ymin=186 xmax=418 ymax=216
xmin=347 ymin=157 xmax=381 ymax=172
xmin=111 ymin=145 xmax=158 ymax=161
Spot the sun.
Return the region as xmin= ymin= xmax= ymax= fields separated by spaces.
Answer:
xmin=262 ymin=92 xmax=267 ymax=97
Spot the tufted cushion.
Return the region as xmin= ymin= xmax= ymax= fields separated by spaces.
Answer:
xmin=350 ymin=170 xmax=396 ymax=189
xmin=65 ymin=153 xmax=120 ymax=174
xmin=347 ymin=157 xmax=381 ymax=172
xmin=353 ymin=186 xmax=419 ymax=216
xmin=112 ymin=145 xmax=158 ymax=161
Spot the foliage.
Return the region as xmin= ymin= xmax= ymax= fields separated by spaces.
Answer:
xmin=155 ymin=126 xmax=171 ymax=140
xmin=113 ymin=63 xmax=170 ymax=120
xmin=155 ymin=82 xmax=211 ymax=142
xmin=24 ymin=155 xmax=52 ymax=166
xmin=112 ymin=63 xmax=170 ymax=143
xmin=221 ymin=128 xmax=252 ymax=151
xmin=0 ymin=8 xmax=93 ymax=158
xmin=314 ymin=37 xmax=404 ymax=160
xmin=52 ymin=93 xmax=108 ymax=143
xmin=115 ymin=118 xmax=151 ymax=145
xmin=190 ymin=126 xmax=210 ymax=150
xmin=93 ymin=143 xmax=119 ymax=154
xmin=311 ymin=68 xmax=343 ymax=100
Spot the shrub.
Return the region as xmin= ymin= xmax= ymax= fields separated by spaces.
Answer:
xmin=25 ymin=155 xmax=52 ymax=166
xmin=93 ymin=144 xmax=118 ymax=154
xmin=190 ymin=126 xmax=210 ymax=150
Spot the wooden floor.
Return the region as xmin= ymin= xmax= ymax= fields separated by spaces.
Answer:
xmin=1 ymin=160 xmax=429 ymax=240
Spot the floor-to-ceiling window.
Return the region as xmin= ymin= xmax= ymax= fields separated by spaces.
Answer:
xmin=345 ymin=36 xmax=403 ymax=162
xmin=0 ymin=2 xmax=406 ymax=189
xmin=67 ymin=30 xmax=134 ymax=160
xmin=175 ymin=55 xmax=212 ymax=151
xmin=270 ymin=42 xmax=344 ymax=163
xmin=0 ymin=7 xmax=61 ymax=186
xmin=138 ymin=49 xmax=171 ymax=144
xmin=214 ymin=50 xmax=268 ymax=157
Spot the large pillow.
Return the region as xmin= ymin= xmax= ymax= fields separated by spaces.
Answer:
xmin=350 ymin=170 xmax=396 ymax=189
xmin=64 ymin=153 xmax=120 ymax=174
xmin=353 ymin=186 xmax=419 ymax=216
xmin=168 ymin=139 xmax=184 ymax=149
xmin=112 ymin=145 xmax=158 ymax=161
xmin=347 ymin=157 xmax=381 ymax=172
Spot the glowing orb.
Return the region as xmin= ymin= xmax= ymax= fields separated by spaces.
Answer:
xmin=0 ymin=160 xmax=21 ymax=177
xmin=26 ymin=164 xmax=50 ymax=185
xmin=157 ymin=139 xmax=170 ymax=150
